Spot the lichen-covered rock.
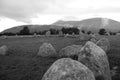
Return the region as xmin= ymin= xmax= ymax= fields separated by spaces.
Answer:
xmin=42 ymin=58 xmax=95 ymax=80
xmin=78 ymin=41 xmax=111 ymax=80
xmin=38 ymin=43 xmax=57 ymax=57
xmin=0 ymin=45 xmax=8 ymax=55
xmin=96 ymin=38 xmax=110 ymax=52
xmin=59 ymin=45 xmax=82 ymax=59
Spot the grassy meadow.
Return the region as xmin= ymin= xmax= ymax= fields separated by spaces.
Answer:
xmin=0 ymin=35 xmax=120 ymax=80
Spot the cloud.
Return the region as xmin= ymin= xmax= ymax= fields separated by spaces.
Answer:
xmin=43 ymin=0 xmax=120 ymax=15
xmin=0 ymin=17 xmax=26 ymax=32
xmin=60 ymin=16 xmax=79 ymax=21
xmin=0 ymin=0 xmax=52 ymax=22
xmin=0 ymin=0 xmax=77 ymax=22
xmin=0 ymin=0 xmax=120 ymax=23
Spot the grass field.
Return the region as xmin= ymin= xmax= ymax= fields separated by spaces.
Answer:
xmin=0 ymin=36 xmax=120 ymax=80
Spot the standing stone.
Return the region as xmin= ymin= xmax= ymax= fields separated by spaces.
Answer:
xmin=59 ymin=31 xmax=64 ymax=37
xmin=90 ymin=38 xmax=97 ymax=43
xmin=2 ymin=36 xmax=7 ymax=39
xmin=38 ymin=43 xmax=57 ymax=57
xmin=65 ymin=34 xmax=69 ymax=37
xmin=46 ymin=31 xmax=51 ymax=36
xmin=89 ymin=34 xmax=97 ymax=43
xmin=96 ymin=38 xmax=110 ymax=52
xmin=90 ymin=34 xmax=96 ymax=38
xmin=0 ymin=45 xmax=8 ymax=55
xmin=79 ymin=30 xmax=84 ymax=35
xmin=78 ymin=41 xmax=111 ymax=80
xmin=33 ymin=33 xmax=37 ymax=37
xmin=59 ymin=45 xmax=82 ymax=59
xmin=42 ymin=58 xmax=95 ymax=80
xmin=79 ymin=33 xmax=90 ymax=41
xmin=72 ymin=33 xmax=75 ymax=37
xmin=79 ymin=32 xmax=85 ymax=41
xmin=116 ymin=33 xmax=120 ymax=36
xmin=110 ymin=66 xmax=118 ymax=77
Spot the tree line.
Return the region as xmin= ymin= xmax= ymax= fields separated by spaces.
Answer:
xmin=0 ymin=26 xmax=118 ymax=36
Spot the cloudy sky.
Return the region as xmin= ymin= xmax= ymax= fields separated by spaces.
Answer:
xmin=0 ymin=0 xmax=120 ymax=31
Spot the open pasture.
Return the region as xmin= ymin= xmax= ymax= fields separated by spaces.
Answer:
xmin=0 ymin=35 xmax=120 ymax=80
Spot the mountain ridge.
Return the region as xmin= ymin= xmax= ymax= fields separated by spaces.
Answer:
xmin=1 ymin=17 xmax=120 ymax=34
xmin=53 ymin=18 xmax=120 ymax=32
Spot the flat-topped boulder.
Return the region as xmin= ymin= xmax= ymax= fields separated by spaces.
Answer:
xmin=38 ymin=43 xmax=57 ymax=57
xmin=78 ymin=41 xmax=111 ymax=80
xmin=42 ymin=58 xmax=95 ymax=80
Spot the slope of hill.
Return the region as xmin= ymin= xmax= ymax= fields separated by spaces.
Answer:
xmin=53 ymin=18 xmax=120 ymax=32
xmin=1 ymin=17 xmax=120 ymax=34
xmin=1 ymin=25 xmax=63 ymax=34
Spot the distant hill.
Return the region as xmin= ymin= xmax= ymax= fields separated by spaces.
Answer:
xmin=1 ymin=17 xmax=120 ymax=34
xmin=53 ymin=18 xmax=120 ymax=33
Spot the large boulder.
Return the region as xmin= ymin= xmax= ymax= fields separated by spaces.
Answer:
xmin=38 ymin=43 xmax=57 ymax=57
xmin=96 ymin=38 xmax=110 ymax=52
xmin=78 ymin=41 xmax=111 ymax=80
xmin=59 ymin=45 xmax=82 ymax=59
xmin=42 ymin=58 xmax=95 ymax=80
xmin=0 ymin=45 xmax=8 ymax=55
